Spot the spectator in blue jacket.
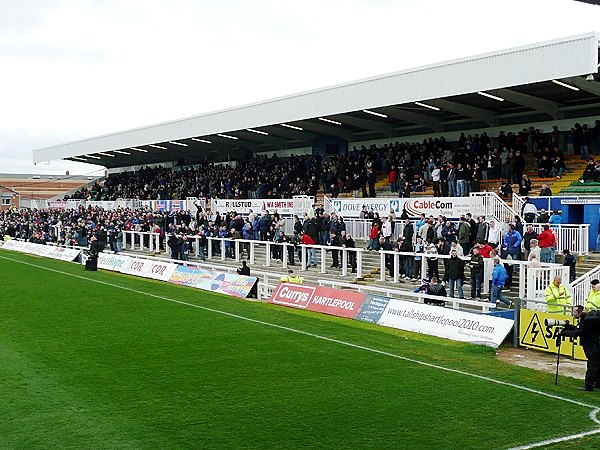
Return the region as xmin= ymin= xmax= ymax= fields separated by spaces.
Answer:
xmin=491 ymin=257 xmax=512 ymax=307
xmin=502 ymin=224 xmax=523 ymax=259
xmin=501 ymin=223 xmax=523 ymax=288
xmin=548 ymin=210 xmax=562 ymax=225
xmin=441 ymin=221 xmax=457 ymax=244
xmin=258 ymin=211 xmax=272 ymax=241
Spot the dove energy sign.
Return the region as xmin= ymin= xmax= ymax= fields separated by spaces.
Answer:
xmin=519 ymin=309 xmax=586 ymax=360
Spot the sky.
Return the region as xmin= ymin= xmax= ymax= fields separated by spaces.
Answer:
xmin=1 ymin=0 xmax=599 ymax=175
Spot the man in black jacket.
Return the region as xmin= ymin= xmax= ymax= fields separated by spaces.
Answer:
xmin=469 ymin=246 xmax=484 ymax=299
xmin=466 ymin=213 xmax=478 ymax=245
xmin=398 ymin=236 xmax=414 ymax=279
xmin=343 ymin=234 xmax=357 ymax=273
xmin=537 ymin=209 xmax=550 ymax=223
xmin=402 ymin=218 xmax=414 ymax=242
xmin=446 ymin=249 xmax=465 ymax=299
xmin=86 ymin=236 xmax=100 ymax=271
xmin=476 ymin=216 xmax=489 ymax=244
xmin=425 ymin=277 xmax=447 ymax=306
xmin=562 ymin=249 xmax=577 ymax=282
xmin=381 ymin=236 xmax=395 ymax=277
xmin=237 ymin=260 xmax=250 ymax=276
xmin=330 ymin=230 xmax=340 ymax=269
xmin=523 ymin=223 xmax=538 ymax=260
xmin=560 ymin=307 xmax=600 ymax=391
xmin=167 ymin=233 xmax=182 ymax=260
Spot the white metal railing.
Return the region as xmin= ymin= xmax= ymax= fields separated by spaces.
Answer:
xmin=570 ymin=263 xmax=600 ymax=305
xmin=119 ymin=229 xmax=572 ymax=300
xmin=192 ymin=236 xmax=366 ymax=279
xmin=114 ymin=231 xmax=366 ymax=279
xmin=280 ymin=217 xmax=409 ymax=243
xmin=511 ymin=193 xmax=525 ymax=220
xmin=470 ymin=191 xmax=517 ymax=223
xmin=378 ymin=251 xmax=490 ymax=293
xmin=524 ymin=265 xmax=571 ymax=312
xmin=323 ymin=196 xmax=334 ymax=215
xmin=122 ymin=231 xmax=161 ymax=253
xmin=513 ymin=194 xmax=600 ymax=214
xmin=376 ymin=250 xmax=566 ymax=301
xmin=115 ymin=231 xmax=585 ymax=298
xmin=317 ymin=279 xmax=496 ymax=313
xmin=527 ymin=223 xmax=589 ymax=255
xmin=378 ymin=250 xmax=435 ymax=284
xmin=280 ymin=215 xmax=587 ymax=255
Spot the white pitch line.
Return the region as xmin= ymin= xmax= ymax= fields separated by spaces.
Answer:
xmin=3 ymin=252 xmax=600 ymax=448
xmin=508 ymin=408 xmax=600 ymax=449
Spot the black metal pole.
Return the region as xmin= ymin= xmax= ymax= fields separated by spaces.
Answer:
xmin=555 ymin=336 xmax=562 ymax=385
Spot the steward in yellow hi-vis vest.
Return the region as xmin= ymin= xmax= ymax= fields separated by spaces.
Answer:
xmin=545 ymin=276 xmax=572 ymax=314
xmin=585 ymin=279 xmax=600 ymax=311
xmin=280 ymin=269 xmax=303 ymax=284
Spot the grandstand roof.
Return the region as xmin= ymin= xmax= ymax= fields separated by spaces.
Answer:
xmin=33 ymin=32 xmax=600 ymax=169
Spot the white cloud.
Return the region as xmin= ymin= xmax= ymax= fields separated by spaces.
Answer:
xmin=0 ymin=0 xmax=598 ymax=174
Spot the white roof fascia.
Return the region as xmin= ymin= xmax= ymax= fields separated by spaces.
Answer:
xmin=33 ymin=32 xmax=600 ymax=163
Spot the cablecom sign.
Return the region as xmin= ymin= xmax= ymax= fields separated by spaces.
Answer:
xmin=390 ymin=198 xmax=473 ymax=217
xmin=410 ymin=200 xmax=454 ymax=210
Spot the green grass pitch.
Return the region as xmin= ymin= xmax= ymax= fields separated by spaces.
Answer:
xmin=1 ymin=249 xmax=600 ymax=449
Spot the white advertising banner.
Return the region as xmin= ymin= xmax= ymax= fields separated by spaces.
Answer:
xmin=86 ymin=200 xmax=143 ymax=210
xmin=560 ymin=198 xmax=600 ymax=205
xmin=2 ymin=240 xmax=27 ymax=252
xmin=120 ymin=257 xmax=178 ymax=281
xmin=328 ymin=197 xmax=474 ymax=218
xmin=47 ymin=200 xmax=84 ymax=210
xmin=377 ymin=299 xmax=513 ymax=348
xmin=97 ymin=253 xmax=132 ymax=272
xmin=97 ymin=253 xmax=178 ymax=282
xmin=43 ymin=245 xmax=83 ymax=262
xmin=211 ymin=198 xmax=309 ymax=215
xmin=2 ymin=240 xmax=81 ymax=262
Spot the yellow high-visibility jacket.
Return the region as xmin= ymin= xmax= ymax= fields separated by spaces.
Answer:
xmin=545 ymin=283 xmax=572 ymax=314
xmin=585 ymin=289 xmax=600 ymax=311
xmin=280 ymin=275 xmax=303 ymax=283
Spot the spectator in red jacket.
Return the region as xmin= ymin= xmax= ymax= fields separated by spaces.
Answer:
xmin=367 ymin=223 xmax=380 ymax=251
xmin=537 ymin=224 xmax=557 ymax=263
xmin=300 ymin=231 xmax=318 ymax=266
xmin=475 ymin=241 xmax=494 ymax=259
xmin=389 ymin=165 xmax=398 ymax=193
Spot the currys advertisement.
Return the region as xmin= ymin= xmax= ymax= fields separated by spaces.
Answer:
xmin=269 ymin=283 xmax=365 ymax=319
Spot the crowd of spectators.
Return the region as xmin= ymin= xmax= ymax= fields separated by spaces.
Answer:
xmin=0 ymin=203 xmax=354 ymax=268
xmin=366 ymin=209 xmax=562 ymax=303
xmin=581 ymin=159 xmax=600 ymax=182
xmin=1 ymin=198 xmax=572 ymax=306
xmin=63 ymin=121 xmax=599 ymax=203
xmin=0 ymin=206 xmax=171 ymax=252
xmin=66 ymin=152 xmax=382 ymax=202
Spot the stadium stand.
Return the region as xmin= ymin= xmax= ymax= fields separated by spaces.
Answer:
xmin=63 ymin=123 xmax=597 ymax=203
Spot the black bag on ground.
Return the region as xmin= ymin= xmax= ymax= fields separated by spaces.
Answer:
xmin=85 ymin=255 xmax=98 ymax=271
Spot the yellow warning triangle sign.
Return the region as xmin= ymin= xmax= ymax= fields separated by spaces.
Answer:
xmin=521 ymin=313 xmax=549 ymax=349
